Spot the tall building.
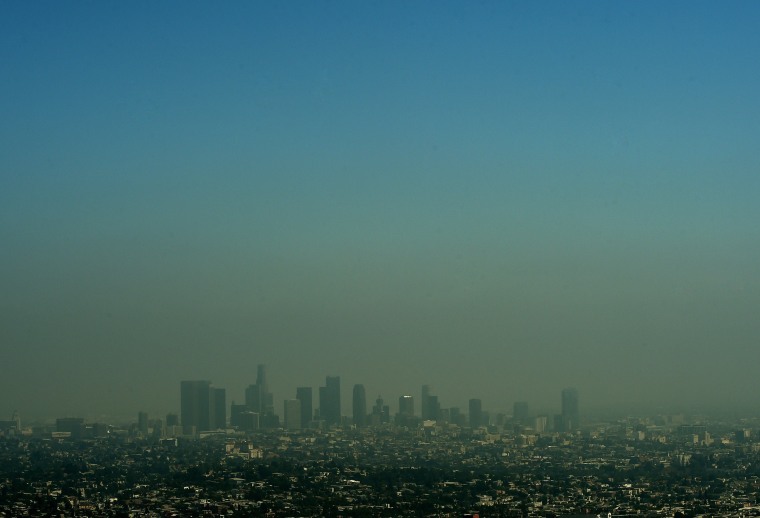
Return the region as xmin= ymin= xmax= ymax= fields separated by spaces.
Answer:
xmin=421 ymin=385 xmax=431 ymax=420
xmin=212 ymin=388 xmax=226 ymax=429
xmin=469 ymin=398 xmax=483 ymax=428
xmin=181 ymin=380 xmax=212 ymax=435
xmin=296 ymin=387 xmax=313 ymax=428
xmin=138 ymin=411 xmax=149 ymax=434
xmin=244 ymin=364 xmax=277 ymax=428
xmin=245 ymin=383 xmax=261 ymax=413
xmin=230 ymin=403 xmax=247 ymax=428
xmin=561 ymin=387 xmax=579 ymax=432
xmin=284 ymin=399 xmax=301 ymax=430
xmin=513 ymin=401 xmax=529 ymax=424
xmin=352 ymin=384 xmax=367 ymax=427
xmin=397 ymin=395 xmax=415 ymax=427
xmin=257 ymin=364 xmax=274 ymax=415
xmin=319 ymin=376 xmax=341 ymax=426
xmin=421 ymin=385 xmax=441 ymax=421
xmin=428 ymin=395 xmax=440 ymax=421
xmin=534 ymin=415 xmax=548 ymax=433
xmin=239 ymin=411 xmax=259 ymax=431
xmin=398 ymin=395 xmax=414 ymax=416
xmin=372 ymin=395 xmax=390 ymax=425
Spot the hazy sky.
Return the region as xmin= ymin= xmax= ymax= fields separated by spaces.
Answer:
xmin=2 ymin=2 xmax=759 ymax=422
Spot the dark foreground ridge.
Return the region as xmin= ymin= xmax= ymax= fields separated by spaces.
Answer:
xmin=2 ymin=416 xmax=760 ymax=517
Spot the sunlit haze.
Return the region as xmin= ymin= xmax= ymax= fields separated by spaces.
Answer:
xmin=2 ymin=1 xmax=759 ymax=422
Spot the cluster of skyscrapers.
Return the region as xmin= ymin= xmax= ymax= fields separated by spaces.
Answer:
xmin=178 ymin=365 xmax=580 ymax=435
xmin=179 ymin=381 xmax=226 ymax=436
xmin=179 ymin=365 xmax=580 ymax=436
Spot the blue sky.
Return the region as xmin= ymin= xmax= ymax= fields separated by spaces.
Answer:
xmin=2 ymin=1 xmax=760 ymax=421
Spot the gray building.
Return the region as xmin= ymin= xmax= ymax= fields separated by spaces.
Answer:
xmin=181 ymin=380 xmax=212 ymax=435
xmin=284 ymin=399 xmax=302 ymax=430
xmin=352 ymin=384 xmax=367 ymax=427
xmin=561 ymin=388 xmax=579 ymax=432
xmin=319 ymin=376 xmax=341 ymax=426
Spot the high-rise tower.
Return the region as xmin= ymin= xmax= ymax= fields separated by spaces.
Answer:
xmin=296 ymin=387 xmax=313 ymax=428
xmin=398 ymin=395 xmax=414 ymax=417
xmin=181 ymin=380 xmax=212 ymax=435
xmin=256 ymin=364 xmax=274 ymax=415
xmin=421 ymin=385 xmax=440 ymax=421
xmin=513 ymin=401 xmax=529 ymax=425
xmin=284 ymin=399 xmax=301 ymax=430
xmin=352 ymin=384 xmax=367 ymax=427
xmin=319 ymin=376 xmax=341 ymax=426
xmin=469 ymin=398 xmax=483 ymax=428
xmin=421 ymin=385 xmax=431 ymax=420
xmin=561 ymin=388 xmax=579 ymax=432
xmin=245 ymin=383 xmax=261 ymax=413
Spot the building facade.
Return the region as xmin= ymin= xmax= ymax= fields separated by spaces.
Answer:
xmin=353 ymin=384 xmax=367 ymax=427
xmin=319 ymin=376 xmax=341 ymax=426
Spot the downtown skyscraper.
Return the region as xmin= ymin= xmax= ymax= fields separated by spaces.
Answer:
xmin=296 ymin=387 xmax=313 ymax=429
xmin=352 ymin=384 xmax=367 ymax=427
xmin=180 ymin=380 xmax=226 ymax=435
xmin=561 ymin=388 xmax=579 ymax=432
xmin=319 ymin=376 xmax=341 ymax=426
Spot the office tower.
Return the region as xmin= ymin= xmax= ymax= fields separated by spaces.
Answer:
xmin=561 ymin=387 xmax=579 ymax=432
xmin=398 ymin=395 xmax=414 ymax=416
xmin=230 ymin=403 xmax=247 ymax=428
xmin=212 ymin=387 xmax=226 ymax=429
xmin=239 ymin=411 xmax=259 ymax=431
xmin=421 ymin=385 xmax=440 ymax=421
xmin=469 ymin=398 xmax=483 ymax=428
xmin=534 ymin=415 xmax=548 ymax=433
xmin=371 ymin=395 xmax=389 ymax=425
xmin=245 ymin=383 xmax=261 ymax=413
xmin=138 ymin=411 xmax=149 ymax=434
xmin=296 ymin=387 xmax=313 ymax=429
xmin=454 ymin=410 xmax=467 ymax=427
xmin=421 ymin=385 xmax=431 ymax=420
xmin=319 ymin=376 xmax=341 ymax=426
xmin=513 ymin=401 xmax=529 ymax=424
xmin=244 ymin=364 xmax=276 ymax=427
xmin=284 ymin=399 xmax=302 ymax=430
xmin=353 ymin=384 xmax=367 ymax=427
xmin=257 ymin=364 xmax=274 ymax=414
xmin=428 ymin=395 xmax=440 ymax=421
xmin=181 ymin=380 xmax=212 ymax=435
xmin=397 ymin=395 xmax=414 ymax=427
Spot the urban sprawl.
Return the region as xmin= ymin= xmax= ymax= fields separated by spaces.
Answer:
xmin=2 ymin=366 xmax=760 ymax=517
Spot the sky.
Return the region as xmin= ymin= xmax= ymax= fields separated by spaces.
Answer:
xmin=2 ymin=1 xmax=760 ymax=423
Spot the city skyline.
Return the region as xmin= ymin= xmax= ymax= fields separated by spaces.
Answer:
xmin=178 ymin=375 xmax=580 ymax=434
xmin=4 ymin=362 xmax=758 ymax=424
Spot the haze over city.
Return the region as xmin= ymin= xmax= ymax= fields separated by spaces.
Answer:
xmin=2 ymin=2 xmax=759 ymax=422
